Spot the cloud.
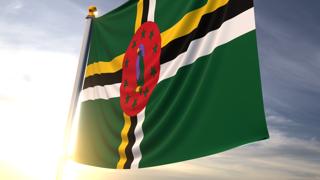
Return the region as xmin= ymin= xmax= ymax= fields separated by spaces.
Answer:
xmin=254 ymin=0 xmax=320 ymax=141
xmin=0 ymin=0 xmax=319 ymax=179
xmin=5 ymin=1 xmax=23 ymax=12
xmin=63 ymin=113 xmax=320 ymax=180
xmin=0 ymin=0 xmax=86 ymax=54
xmin=0 ymin=0 xmax=128 ymax=55
xmin=0 ymin=48 xmax=79 ymax=180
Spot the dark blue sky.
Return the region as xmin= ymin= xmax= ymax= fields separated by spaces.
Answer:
xmin=255 ymin=0 xmax=320 ymax=139
xmin=0 ymin=0 xmax=319 ymax=179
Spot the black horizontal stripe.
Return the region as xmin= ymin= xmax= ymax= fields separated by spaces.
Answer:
xmin=83 ymin=70 xmax=122 ymax=89
xmin=83 ymin=0 xmax=253 ymax=89
xmin=124 ymin=116 xmax=137 ymax=169
xmin=160 ymin=0 xmax=253 ymax=64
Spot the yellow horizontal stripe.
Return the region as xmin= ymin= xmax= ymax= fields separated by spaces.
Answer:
xmin=161 ymin=0 xmax=229 ymax=47
xmin=116 ymin=113 xmax=131 ymax=169
xmin=85 ymin=0 xmax=143 ymax=78
xmin=85 ymin=54 xmax=124 ymax=77
xmin=85 ymin=0 xmax=229 ymax=78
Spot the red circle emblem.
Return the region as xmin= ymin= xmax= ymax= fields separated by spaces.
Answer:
xmin=120 ymin=22 xmax=161 ymax=116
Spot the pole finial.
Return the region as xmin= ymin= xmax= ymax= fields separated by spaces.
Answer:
xmin=88 ymin=6 xmax=97 ymax=18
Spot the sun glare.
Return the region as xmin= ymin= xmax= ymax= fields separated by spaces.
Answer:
xmin=0 ymin=49 xmax=78 ymax=180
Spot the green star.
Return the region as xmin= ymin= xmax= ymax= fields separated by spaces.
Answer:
xmin=132 ymin=99 xmax=137 ymax=108
xmin=149 ymin=31 xmax=154 ymax=40
xmin=124 ymin=58 xmax=129 ymax=68
xmin=125 ymin=94 xmax=131 ymax=103
xmin=141 ymin=29 xmax=146 ymax=38
xmin=153 ymin=44 xmax=158 ymax=53
xmin=151 ymin=67 xmax=157 ymax=77
xmin=124 ymin=80 xmax=128 ymax=88
xmin=131 ymin=41 xmax=136 ymax=48
xmin=143 ymin=88 xmax=149 ymax=97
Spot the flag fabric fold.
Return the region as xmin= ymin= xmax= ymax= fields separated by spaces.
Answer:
xmin=73 ymin=0 xmax=269 ymax=169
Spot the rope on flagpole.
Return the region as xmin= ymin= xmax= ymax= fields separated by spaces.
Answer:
xmin=56 ymin=6 xmax=97 ymax=180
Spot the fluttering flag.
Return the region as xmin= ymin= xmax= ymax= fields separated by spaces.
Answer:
xmin=73 ymin=0 xmax=269 ymax=169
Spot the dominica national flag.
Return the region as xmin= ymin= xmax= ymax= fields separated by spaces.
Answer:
xmin=73 ymin=0 xmax=269 ymax=169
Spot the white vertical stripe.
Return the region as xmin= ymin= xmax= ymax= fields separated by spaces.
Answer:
xmin=147 ymin=0 xmax=156 ymax=22
xmin=131 ymin=108 xmax=146 ymax=169
xmin=79 ymin=8 xmax=256 ymax=168
xmin=80 ymin=8 xmax=256 ymax=102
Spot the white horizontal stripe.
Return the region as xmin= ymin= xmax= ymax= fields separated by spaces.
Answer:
xmin=131 ymin=108 xmax=146 ymax=169
xmin=80 ymin=8 xmax=255 ymax=102
xmin=159 ymin=8 xmax=255 ymax=81
xmin=147 ymin=0 xmax=156 ymax=22
xmin=80 ymin=83 xmax=120 ymax=102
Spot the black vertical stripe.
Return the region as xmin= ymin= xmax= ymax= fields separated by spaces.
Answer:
xmin=142 ymin=0 xmax=149 ymax=23
xmin=124 ymin=116 xmax=138 ymax=169
xmin=122 ymin=1 xmax=148 ymax=168
xmin=83 ymin=0 xmax=254 ymax=89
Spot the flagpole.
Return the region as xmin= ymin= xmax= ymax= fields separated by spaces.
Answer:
xmin=56 ymin=6 xmax=97 ymax=180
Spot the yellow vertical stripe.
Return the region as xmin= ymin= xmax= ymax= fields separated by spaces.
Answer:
xmin=135 ymin=0 xmax=144 ymax=32
xmin=116 ymin=0 xmax=144 ymax=169
xmin=117 ymin=113 xmax=131 ymax=169
xmin=84 ymin=0 xmax=229 ymax=78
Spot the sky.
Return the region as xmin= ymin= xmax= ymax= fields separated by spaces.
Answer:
xmin=0 ymin=0 xmax=319 ymax=179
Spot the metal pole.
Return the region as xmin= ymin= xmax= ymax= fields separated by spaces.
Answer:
xmin=56 ymin=6 xmax=97 ymax=180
